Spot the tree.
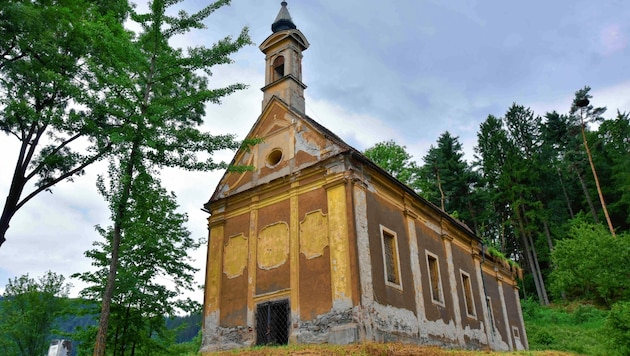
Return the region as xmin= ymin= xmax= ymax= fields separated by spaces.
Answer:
xmin=74 ymin=174 xmax=200 ymax=355
xmin=85 ymin=1 xmax=252 ymax=354
xmin=420 ymin=131 xmax=480 ymax=232
xmin=570 ymin=87 xmax=615 ymax=236
xmin=0 ymin=271 xmax=71 ymax=356
xmin=550 ymin=216 xmax=630 ymax=306
xmin=363 ymin=139 xmax=422 ymax=192
xmin=595 ymin=111 xmax=630 ymax=231
xmin=0 ymin=0 xmax=128 ymax=248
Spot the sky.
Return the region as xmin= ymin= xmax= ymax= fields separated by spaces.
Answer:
xmin=1 ymin=0 xmax=629 ymax=302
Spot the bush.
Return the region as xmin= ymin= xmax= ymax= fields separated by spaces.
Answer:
xmin=550 ymin=217 xmax=630 ymax=306
xmin=606 ymin=301 xmax=630 ymax=355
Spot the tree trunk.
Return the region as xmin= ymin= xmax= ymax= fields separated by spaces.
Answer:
xmin=93 ymin=141 xmax=140 ymax=356
xmin=436 ymin=168 xmax=445 ymax=211
xmin=515 ymin=205 xmax=549 ymax=305
xmin=557 ymin=168 xmax=574 ymax=219
xmin=574 ymin=167 xmax=599 ymax=223
xmin=521 ymin=204 xmax=550 ymax=305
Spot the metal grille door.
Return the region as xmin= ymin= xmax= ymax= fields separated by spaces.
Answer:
xmin=255 ymin=299 xmax=290 ymax=346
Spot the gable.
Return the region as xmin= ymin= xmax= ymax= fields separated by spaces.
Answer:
xmin=208 ymin=97 xmax=349 ymax=204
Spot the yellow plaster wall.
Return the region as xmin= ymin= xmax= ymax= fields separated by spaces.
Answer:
xmin=326 ymin=180 xmax=353 ymax=306
xmin=205 ymin=222 xmax=224 ymax=318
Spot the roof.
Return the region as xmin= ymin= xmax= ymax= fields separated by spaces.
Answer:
xmin=298 ymin=112 xmax=479 ymax=242
xmin=272 ymin=1 xmax=297 ymax=33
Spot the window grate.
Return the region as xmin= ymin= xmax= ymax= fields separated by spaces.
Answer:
xmin=256 ymin=299 xmax=290 ymax=346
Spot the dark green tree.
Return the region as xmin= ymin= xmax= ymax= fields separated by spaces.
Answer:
xmin=0 ymin=0 xmax=128 ymax=248
xmin=596 ymin=111 xmax=630 ymax=231
xmin=474 ymin=115 xmax=515 ymax=252
xmin=0 ymin=271 xmax=71 ymax=356
xmin=363 ymin=139 xmax=422 ymax=192
xmin=420 ymin=131 xmax=480 ymax=232
xmin=85 ymin=1 xmax=252 ymax=354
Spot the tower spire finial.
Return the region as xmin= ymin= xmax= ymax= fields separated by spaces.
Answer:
xmin=272 ymin=1 xmax=296 ymax=33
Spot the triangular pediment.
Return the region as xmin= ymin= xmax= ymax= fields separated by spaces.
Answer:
xmin=207 ymin=96 xmax=350 ymax=205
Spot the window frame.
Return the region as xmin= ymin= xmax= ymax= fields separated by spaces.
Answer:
xmin=380 ymin=225 xmax=402 ymax=290
xmin=425 ymin=250 xmax=445 ymax=306
xmin=512 ymin=326 xmax=521 ymax=343
xmin=460 ymin=269 xmax=477 ymax=319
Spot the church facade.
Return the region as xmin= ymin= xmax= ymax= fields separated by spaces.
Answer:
xmin=201 ymin=2 xmax=528 ymax=352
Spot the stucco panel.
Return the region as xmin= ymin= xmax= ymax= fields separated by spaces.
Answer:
xmin=255 ymin=201 xmax=291 ymax=295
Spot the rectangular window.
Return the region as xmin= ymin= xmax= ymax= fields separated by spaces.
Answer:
xmin=460 ymin=270 xmax=476 ymax=318
xmin=426 ymin=251 xmax=443 ymax=305
xmin=380 ymin=225 xmax=401 ymax=289
xmin=512 ymin=326 xmax=520 ymax=341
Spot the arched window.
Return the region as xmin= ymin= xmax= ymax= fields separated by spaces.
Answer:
xmin=272 ymin=56 xmax=285 ymax=81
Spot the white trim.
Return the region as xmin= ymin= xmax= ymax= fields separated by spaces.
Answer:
xmin=425 ymin=250 xmax=445 ymax=306
xmin=380 ymin=225 xmax=403 ymax=290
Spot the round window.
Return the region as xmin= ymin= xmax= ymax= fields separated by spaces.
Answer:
xmin=266 ymin=149 xmax=283 ymax=167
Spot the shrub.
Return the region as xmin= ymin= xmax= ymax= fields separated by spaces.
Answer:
xmin=550 ymin=217 xmax=630 ymax=306
xmin=606 ymin=301 xmax=630 ymax=355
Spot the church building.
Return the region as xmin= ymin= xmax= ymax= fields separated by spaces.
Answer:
xmin=201 ymin=2 xmax=527 ymax=352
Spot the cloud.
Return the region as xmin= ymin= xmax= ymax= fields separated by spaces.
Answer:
xmin=600 ymin=23 xmax=627 ymax=56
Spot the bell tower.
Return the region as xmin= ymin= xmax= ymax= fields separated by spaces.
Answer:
xmin=260 ymin=1 xmax=309 ymax=114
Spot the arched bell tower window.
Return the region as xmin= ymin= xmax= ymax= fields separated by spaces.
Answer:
xmin=272 ymin=55 xmax=285 ymax=81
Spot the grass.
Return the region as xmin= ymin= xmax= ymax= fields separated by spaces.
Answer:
xmin=522 ymin=299 xmax=611 ymax=355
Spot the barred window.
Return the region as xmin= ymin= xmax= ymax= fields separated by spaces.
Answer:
xmin=380 ymin=225 xmax=401 ymax=288
xmin=460 ymin=270 xmax=476 ymax=318
xmin=426 ymin=252 xmax=444 ymax=304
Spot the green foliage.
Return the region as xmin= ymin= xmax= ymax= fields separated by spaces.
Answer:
xmin=74 ymin=174 xmax=202 ymax=354
xmin=0 ymin=0 xmax=129 ymax=246
xmin=78 ymin=1 xmax=252 ymax=354
xmin=0 ymin=271 xmax=72 ymax=356
xmin=363 ymin=139 xmax=422 ymax=192
xmin=523 ymin=299 xmax=609 ymax=355
xmin=550 ymin=216 xmax=630 ymax=306
xmin=605 ymin=301 xmax=630 ymax=355
xmin=420 ymin=131 xmax=481 ymax=232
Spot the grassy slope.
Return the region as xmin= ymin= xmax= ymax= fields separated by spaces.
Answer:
xmin=522 ymin=300 xmax=610 ymax=355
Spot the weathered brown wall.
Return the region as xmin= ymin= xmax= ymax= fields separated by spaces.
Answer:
xmin=220 ymin=213 xmax=250 ymax=327
xmin=503 ymin=282 xmax=524 ymax=347
xmin=298 ymin=188 xmax=332 ymax=320
xmin=482 ymin=270 xmax=508 ymax=342
xmin=366 ymin=192 xmax=416 ymax=314
xmin=415 ymin=221 xmax=454 ymax=323
xmin=450 ymin=244 xmax=483 ymax=332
